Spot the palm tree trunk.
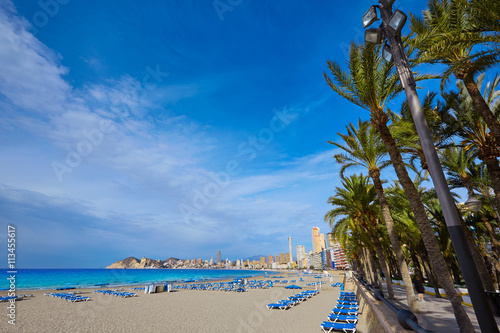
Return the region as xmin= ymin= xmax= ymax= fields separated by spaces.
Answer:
xmin=369 ymin=229 xmax=394 ymax=299
xmin=477 ymin=240 xmax=499 ymax=290
xmin=370 ymin=169 xmax=418 ymax=310
xmin=463 ymin=75 xmax=500 ymax=145
xmin=371 ymin=109 xmax=474 ymax=332
xmin=362 ymin=247 xmax=376 ymax=285
xmin=419 ymin=240 xmax=442 ymax=298
xmin=460 ymin=216 xmax=496 ymax=291
xmin=369 ymin=249 xmax=384 ymax=293
xmin=482 ymin=217 xmax=500 ymax=290
xmin=483 ymin=157 xmax=500 ymax=212
xmin=390 ymin=254 xmax=401 ymax=278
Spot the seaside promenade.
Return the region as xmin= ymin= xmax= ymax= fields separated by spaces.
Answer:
xmin=354 ymin=278 xmax=500 ymax=332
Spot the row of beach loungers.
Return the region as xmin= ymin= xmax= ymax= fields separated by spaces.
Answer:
xmin=266 ymin=289 xmax=319 ymax=310
xmin=173 ymin=282 xmax=248 ymax=292
xmin=173 ymin=280 xmax=273 ymax=292
xmin=0 ymin=294 xmax=33 ymax=302
xmin=44 ymin=292 xmax=91 ymax=303
xmin=93 ymin=290 xmax=137 ymax=297
xmin=320 ymin=291 xmax=358 ymax=333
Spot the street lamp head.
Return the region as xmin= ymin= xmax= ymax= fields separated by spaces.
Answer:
xmin=382 ymin=43 xmax=392 ymax=62
xmin=364 ymin=28 xmax=384 ymax=44
xmin=464 ymin=195 xmax=482 ymax=213
xmin=362 ymin=6 xmax=379 ymax=28
xmin=379 ymin=0 xmax=395 ymax=7
xmin=387 ymin=9 xmax=407 ymax=35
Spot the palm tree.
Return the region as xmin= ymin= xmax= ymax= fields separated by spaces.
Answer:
xmin=437 ymin=146 xmax=498 ymax=291
xmin=390 ymin=92 xmax=456 ymax=171
xmin=330 ymin=119 xmax=418 ymax=308
xmin=443 ymin=75 xmax=500 ymax=211
xmin=409 ymin=0 xmax=500 ymax=144
xmin=325 ymin=174 xmax=389 ymax=293
xmin=385 ymin=178 xmax=443 ymax=297
xmin=466 ymin=0 xmax=500 ymax=32
xmin=324 ymin=42 xmax=474 ymax=332
xmin=439 ymin=147 xmax=478 ymax=199
xmin=470 ymin=164 xmax=500 ymax=289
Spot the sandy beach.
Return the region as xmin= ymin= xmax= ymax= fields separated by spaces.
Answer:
xmin=0 ymin=272 xmax=347 ymax=333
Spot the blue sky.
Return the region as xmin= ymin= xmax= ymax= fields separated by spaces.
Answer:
xmin=0 ymin=0 xmax=434 ymax=268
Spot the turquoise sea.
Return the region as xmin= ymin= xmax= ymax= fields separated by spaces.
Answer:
xmin=0 ymin=269 xmax=271 ymax=290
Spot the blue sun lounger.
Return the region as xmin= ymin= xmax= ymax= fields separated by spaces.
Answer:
xmin=266 ymin=302 xmax=292 ymax=310
xmin=335 ymin=304 xmax=359 ymax=310
xmin=327 ymin=314 xmax=358 ymax=323
xmin=288 ymin=294 xmax=307 ymax=302
xmin=338 ymin=297 xmax=357 ymax=302
xmin=321 ymin=321 xmax=356 ymax=333
xmin=278 ymin=299 xmax=298 ymax=306
xmin=332 ymin=308 xmax=358 ymax=315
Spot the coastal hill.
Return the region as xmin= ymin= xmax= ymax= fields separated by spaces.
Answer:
xmin=106 ymin=256 xmax=181 ymax=269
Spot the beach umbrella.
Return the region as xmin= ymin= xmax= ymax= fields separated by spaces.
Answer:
xmin=284 ymin=284 xmax=302 ymax=289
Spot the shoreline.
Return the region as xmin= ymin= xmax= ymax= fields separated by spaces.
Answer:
xmin=1 ymin=268 xmax=278 ymax=291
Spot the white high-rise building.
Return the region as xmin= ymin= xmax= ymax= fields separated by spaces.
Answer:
xmin=296 ymin=245 xmax=306 ymax=268
xmin=288 ymin=237 xmax=293 ymax=263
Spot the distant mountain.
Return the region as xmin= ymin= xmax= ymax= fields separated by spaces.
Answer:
xmin=106 ymin=256 xmax=160 ymax=269
xmin=164 ymin=257 xmax=181 ymax=264
xmin=106 ymin=256 xmax=184 ymax=268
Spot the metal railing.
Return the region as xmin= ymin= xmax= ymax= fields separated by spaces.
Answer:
xmin=355 ymin=274 xmax=432 ymax=333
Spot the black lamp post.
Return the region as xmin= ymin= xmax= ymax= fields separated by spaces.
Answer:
xmin=361 ymin=1 xmax=499 ymax=332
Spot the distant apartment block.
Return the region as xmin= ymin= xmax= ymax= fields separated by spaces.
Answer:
xmin=216 ymin=250 xmax=221 ymax=264
xmin=279 ymin=253 xmax=286 ymax=264
xmin=312 ymin=227 xmax=327 ymax=253
xmin=310 ymin=251 xmax=322 ymax=269
xmin=332 ymin=243 xmax=347 ymax=269
xmin=296 ymin=245 xmax=306 ymax=268
xmin=326 ymin=232 xmax=336 ymax=248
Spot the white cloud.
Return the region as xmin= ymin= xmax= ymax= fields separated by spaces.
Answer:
xmin=0 ymin=5 xmax=70 ymax=115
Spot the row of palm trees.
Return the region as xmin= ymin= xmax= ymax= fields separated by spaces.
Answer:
xmin=322 ymin=1 xmax=499 ymax=332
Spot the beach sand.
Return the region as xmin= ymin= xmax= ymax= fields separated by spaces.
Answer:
xmin=0 ymin=272 xmax=346 ymax=333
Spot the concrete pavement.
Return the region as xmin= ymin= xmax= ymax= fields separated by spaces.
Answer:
xmin=368 ymin=281 xmax=500 ymax=332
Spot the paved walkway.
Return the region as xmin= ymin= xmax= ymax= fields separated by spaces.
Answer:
xmin=373 ymin=281 xmax=500 ymax=332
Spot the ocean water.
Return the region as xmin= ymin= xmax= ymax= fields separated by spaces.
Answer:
xmin=0 ymin=269 xmax=271 ymax=290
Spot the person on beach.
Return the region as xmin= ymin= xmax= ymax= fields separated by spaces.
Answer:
xmin=414 ymin=275 xmax=425 ymax=301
